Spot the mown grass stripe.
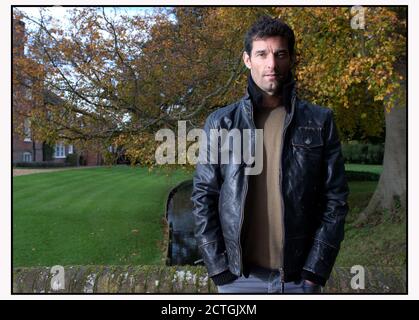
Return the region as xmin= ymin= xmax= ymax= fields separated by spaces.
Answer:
xmin=13 ymin=166 xmax=192 ymax=267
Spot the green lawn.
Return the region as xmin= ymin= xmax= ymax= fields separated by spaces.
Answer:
xmin=13 ymin=166 xmax=192 ymax=267
xmin=345 ymin=163 xmax=383 ymax=175
xmin=336 ymin=180 xmax=406 ymax=269
xmin=14 ymin=164 xmax=404 ymax=271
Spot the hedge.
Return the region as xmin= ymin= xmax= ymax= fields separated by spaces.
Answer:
xmin=342 ymin=143 xmax=384 ymax=165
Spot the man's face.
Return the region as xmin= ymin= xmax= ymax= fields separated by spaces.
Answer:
xmin=243 ymin=36 xmax=292 ymax=96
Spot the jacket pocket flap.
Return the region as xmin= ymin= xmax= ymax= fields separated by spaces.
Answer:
xmin=292 ymin=126 xmax=323 ymax=148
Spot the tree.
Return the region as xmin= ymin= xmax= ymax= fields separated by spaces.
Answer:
xmin=13 ymin=7 xmax=272 ymax=165
xmin=275 ymin=7 xmax=406 ymax=220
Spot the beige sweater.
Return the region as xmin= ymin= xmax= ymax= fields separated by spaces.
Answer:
xmin=242 ymin=105 xmax=287 ymax=270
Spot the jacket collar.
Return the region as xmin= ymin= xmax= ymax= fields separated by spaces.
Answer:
xmin=243 ymin=72 xmax=296 ymax=114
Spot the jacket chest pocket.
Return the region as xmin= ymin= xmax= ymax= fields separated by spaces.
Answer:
xmin=291 ymin=126 xmax=324 ymax=159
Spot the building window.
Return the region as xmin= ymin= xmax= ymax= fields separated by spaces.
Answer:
xmin=68 ymin=144 xmax=73 ymax=154
xmin=23 ymin=118 xmax=31 ymax=142
xmin=54 ymin=142 xmax=66 ymax=158
xmin=23 ymin=152 xmax=32 ymax=162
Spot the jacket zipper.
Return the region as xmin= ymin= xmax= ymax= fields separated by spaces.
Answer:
xmin=239 ymin=177 xmax=249 ymax=275
xmin=278 ymin=94 xmax=296 ymax=293
xmin=238 ymin=102 xmax=256 ymax=275
xmin=238 ymin=95 xmax=295 ymax=284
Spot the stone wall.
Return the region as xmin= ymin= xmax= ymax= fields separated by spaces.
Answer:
xmin=13 ymin=265 xmax=406 ymax=294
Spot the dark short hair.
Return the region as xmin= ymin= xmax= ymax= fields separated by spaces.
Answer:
xmin=244 ymin=15 xmax=295 ymax=57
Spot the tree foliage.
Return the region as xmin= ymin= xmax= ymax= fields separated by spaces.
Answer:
xmin=13 ymin=7 xmax=273 ymax=165
xmin=13 ymin=7 xmax=405 ymax=165
xmin=276 ymin=6 xmax=406 ymax=141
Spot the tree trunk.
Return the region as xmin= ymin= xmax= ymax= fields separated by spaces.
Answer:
xmin=356 ymin=71 xmax=406 ymax=224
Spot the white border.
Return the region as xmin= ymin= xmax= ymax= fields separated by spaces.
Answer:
xmin=2 ymin=0 xmax=416 ymax=300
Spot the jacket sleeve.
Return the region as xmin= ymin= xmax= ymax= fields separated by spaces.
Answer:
xmin=302 ymin=109 xmax=349 ymax=284
xmin=191 ymin=114 xmax=229 ymax=277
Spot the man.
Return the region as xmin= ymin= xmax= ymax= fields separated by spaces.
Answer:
xmin=191 ymin=16 xmax=349 ymax=293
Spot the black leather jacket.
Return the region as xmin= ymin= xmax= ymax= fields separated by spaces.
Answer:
xmin=191 ymin=77 xmax=349 ymax=285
